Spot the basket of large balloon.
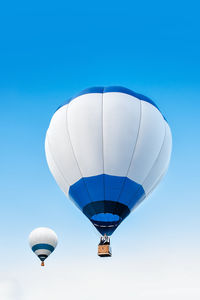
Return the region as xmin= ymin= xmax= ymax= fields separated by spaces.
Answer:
xmin=98 ymin=234 xmax=112 ymax=257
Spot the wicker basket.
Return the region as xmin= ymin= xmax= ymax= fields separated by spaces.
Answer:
xmin=98 ymin=244 xmax=112 ymax=257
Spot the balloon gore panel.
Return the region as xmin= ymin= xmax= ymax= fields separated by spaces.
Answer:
xmin=32 ymin=243 xmax=55 ymax=261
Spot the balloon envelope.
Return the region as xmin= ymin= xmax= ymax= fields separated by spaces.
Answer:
xmin=45 ymin=86 xmax=172 ymax=235
xmin=29 ymin=227 xmax=57 ymax=263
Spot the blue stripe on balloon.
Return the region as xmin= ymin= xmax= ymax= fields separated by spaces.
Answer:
xmin=73 ymin=86 xmax=104 ymax=98
xmin=32 ymin=243 xmax=54 ymax=253
xmin=69 ymin=174 xmax=146 ymax=235
xmin=56 ymin=86 xmax=166 ymax=120
xmin=104 ymin=86 xmax=159 ymax=110
xmin=69 ymin=174 xmax=145 ymax=211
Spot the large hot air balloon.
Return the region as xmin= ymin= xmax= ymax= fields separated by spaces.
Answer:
xmin=45 ymin=86 xmax=172 ymax=257
xmin=29 ymin=227 xmax=58 ymax=266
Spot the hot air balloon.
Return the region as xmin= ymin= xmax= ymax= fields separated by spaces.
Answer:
xmin=45 ymin=86 xmax=172 ymax=257
xmin=29 ymin=227 xmax=58 ymax=266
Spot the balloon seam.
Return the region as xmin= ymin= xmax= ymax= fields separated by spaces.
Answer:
xmin=130 ymin=118 xmax=167 ymax=211
xmin=112 ymin=98 xmax=143 ymax=214
xmin=46 ymin=134 xmax=70 ymax=188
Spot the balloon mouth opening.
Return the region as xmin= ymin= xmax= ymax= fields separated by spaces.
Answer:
xmin=91 ymin=213 xmax=121 ymax=223
xmin=90 ymin=213 xmax=122 ymax=235
xmin=38 ymin=254 xmax=48 ymax=262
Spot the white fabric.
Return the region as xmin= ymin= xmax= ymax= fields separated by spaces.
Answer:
xmin=46 ymin=105 xmax=82 ymax=186
xmin=35 ymin=249 xmax=51 ymax=256
xmin=45 ymin=91 xmax=172 ymax=203
xmin=103 ymin=92 xmax=141 ymax=176
xmin=143 ymin=122 xmax=172 ymax=194
xmin=45 ymin=137 xmax=69 ymax=196
xmin=29 ymin=227 xmax=58 ymax=248
xmin=67 ymin=93 xmax=103 ymax=177
xmin=127 ymin=100 xmax=166 ymax=185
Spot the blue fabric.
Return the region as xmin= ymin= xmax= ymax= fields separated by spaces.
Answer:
xmin=38 ymin=254 xmax=48 ymax=262
xmin=69 ymin=174 xmax=145 ymax=235
xmin=56 ymin=86 xmax=164 ymax=118
xmin=91 ymin=213 xmax=120 ymax=222
xmin=104 ymin=86 xmax=159 ymax=110
xmin=91 ymin=213 xmax=120 ymax=235
xmin=69 ymin=174 xmax=145 ymax=210
xmin=32 ymin=243 xmax=54 ymax=253
xmin=68 ymin=178 xmax=91 ymax=208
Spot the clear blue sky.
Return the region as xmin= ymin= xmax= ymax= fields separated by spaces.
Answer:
xmin=0 ymin=1 xmax=200 ymax=299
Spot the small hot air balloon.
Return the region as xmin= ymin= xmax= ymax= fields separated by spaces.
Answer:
xmin=45 ymin=86 xmax=172 ymax=257
xmin=29 ymin=227 xmax=58 ymax=266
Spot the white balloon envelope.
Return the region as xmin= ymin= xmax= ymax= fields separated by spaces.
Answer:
xmin=29 ymin=227 xmax=58 ymax=266
xmin=45 ymin=86 xmax=172 ymax=239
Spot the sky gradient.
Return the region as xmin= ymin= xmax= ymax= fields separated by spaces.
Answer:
xmin=0 ymin=0 xmax=200 ymax=299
